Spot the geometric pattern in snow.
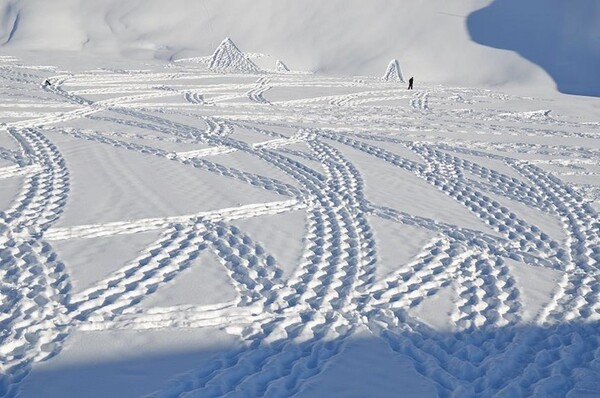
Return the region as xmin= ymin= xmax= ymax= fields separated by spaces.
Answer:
xmin=1 ymin=54 xmax=599 ymax=398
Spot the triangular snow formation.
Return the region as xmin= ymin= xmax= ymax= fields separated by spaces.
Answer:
xmin=383 ymin=59 xmax=405 ymax=82
xmin=276 ymin=59 xmax=290 ymax=72
xmin=208 ymin=37 xmax=261 ymax=73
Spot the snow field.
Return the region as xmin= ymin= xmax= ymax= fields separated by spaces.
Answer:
xmin=0 ymin=52 xmax=598 ymax=397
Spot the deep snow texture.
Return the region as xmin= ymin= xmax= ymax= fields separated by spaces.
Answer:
xmin=0 ymin=0 xmax=599 ymax=95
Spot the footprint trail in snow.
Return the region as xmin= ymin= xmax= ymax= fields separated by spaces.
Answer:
xmin=0 ymin=55 xmax=598 ymax=398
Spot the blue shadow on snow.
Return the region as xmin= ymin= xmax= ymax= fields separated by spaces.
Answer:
xmin=467 ymin=0 xmax=600 ymax=97
xmin=10 ymin=321 xmax=600 ymax=397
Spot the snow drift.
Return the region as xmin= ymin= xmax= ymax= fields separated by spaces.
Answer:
xmin=0 ymin=0 xmax=598 ymax=95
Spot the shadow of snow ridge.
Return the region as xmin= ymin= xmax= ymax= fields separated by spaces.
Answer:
xmin=467 ymin=0 xmax=600 ymax=97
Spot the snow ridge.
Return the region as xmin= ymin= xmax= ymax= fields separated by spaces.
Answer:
xmin=208 ymin=37 xmax=261 ymax=73
xmin=382 ymin=59 xmax=405 ymax=82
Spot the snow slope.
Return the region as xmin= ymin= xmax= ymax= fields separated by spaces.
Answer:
xmin=0 ymin=52 xmax=599 ymax=397
xmin=1 ymin=0 xmax=599 ymax=95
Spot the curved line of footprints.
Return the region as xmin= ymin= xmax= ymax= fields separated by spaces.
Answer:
xmin=0 ymin=58 xmax=598 ymax=397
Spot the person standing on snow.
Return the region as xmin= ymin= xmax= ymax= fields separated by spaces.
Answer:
xmin=408 ymin=77 xmax=414 ymax=90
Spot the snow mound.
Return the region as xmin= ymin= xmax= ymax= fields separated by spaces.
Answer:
xmin=382 ymin=59 xmax=404 ymax=83
xmin=208 ymin=37 xmax=261 ymax=73
xmin=276 ymin=60 xmax=290 ymax=72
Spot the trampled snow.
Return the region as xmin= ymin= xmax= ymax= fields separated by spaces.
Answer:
xmin=0 ymin=52 xmax=598 ymax=398
xmin=0 ymin=2 xmax=599 ymax=397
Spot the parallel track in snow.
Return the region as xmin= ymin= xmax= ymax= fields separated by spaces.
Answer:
xmin=0 ymin=56 xmax=598 ymax=397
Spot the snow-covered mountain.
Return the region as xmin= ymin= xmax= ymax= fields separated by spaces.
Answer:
xmin=0 ymin=0 xmax=599 ymax=95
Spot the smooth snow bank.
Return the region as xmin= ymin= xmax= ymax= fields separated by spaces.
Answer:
xmin=2 ymin=0 xmax=599 ymax=94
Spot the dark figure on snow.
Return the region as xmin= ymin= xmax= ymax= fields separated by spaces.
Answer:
xmin=408 ymin=77 xmax=414 ymax=90
xmin=42 ymin=79 xmax=50 ymax=87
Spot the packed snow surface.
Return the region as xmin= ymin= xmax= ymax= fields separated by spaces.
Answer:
xmin=0 ymin=52 xmax=599 ymax=398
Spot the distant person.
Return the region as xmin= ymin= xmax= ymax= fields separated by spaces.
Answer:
xmin=408 ymin=77 xmax=414 ymax=90
xmin=42 ymin=79 xmax=50 ymax=87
